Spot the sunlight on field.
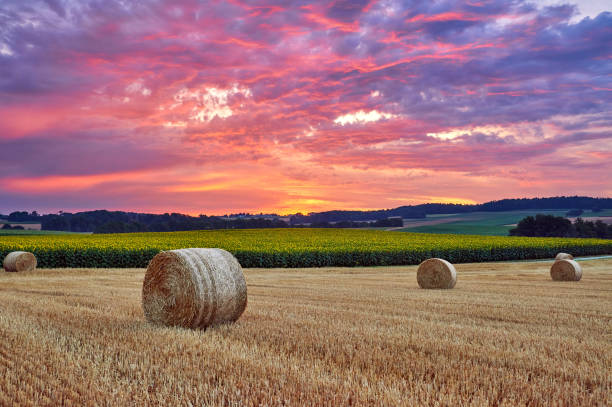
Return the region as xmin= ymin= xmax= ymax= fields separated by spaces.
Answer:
xmin=0 ymin=260 xmax=610 ymax=405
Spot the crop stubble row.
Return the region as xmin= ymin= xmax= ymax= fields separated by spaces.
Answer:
xmin=0 ymin=260 xmax=610 ymax=405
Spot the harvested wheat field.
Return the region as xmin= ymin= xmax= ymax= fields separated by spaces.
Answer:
xmin=0 ymin=260 xmax=611 ymax=406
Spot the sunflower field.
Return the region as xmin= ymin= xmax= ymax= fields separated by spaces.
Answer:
xmin=1 ymin=228 xmax=611 ymax=268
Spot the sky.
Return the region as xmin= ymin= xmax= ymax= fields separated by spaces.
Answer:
xmin=0 ymin=0 xmax=610 ymax=215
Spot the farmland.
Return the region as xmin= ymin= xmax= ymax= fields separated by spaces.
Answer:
xmin=0 ymin=259 xmax=610 ymax=405
xmin=396 ymin=209 xmax=612 ymax=235
xmin=1 ymin=228 xmax=612 ymax=268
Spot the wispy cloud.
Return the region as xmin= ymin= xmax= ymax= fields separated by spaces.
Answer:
xmin=334 ymin=110 xmax=397 ymax=125
xmin=0 ymin=0 xmax=610 ymax=214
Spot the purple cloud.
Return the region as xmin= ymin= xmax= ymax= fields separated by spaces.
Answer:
xmin=0 ymin=0 xmax=610 ymax=213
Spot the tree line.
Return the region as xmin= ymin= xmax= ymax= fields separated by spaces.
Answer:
xmin=0 ymin=210 xmax=403 ymax=232
xmin=0 ymin=210 xmax=288 ymax=233
xmin=290 ymin=196 xmax=612 ymax=224
xmin=510 ymin=214 xmax=612 ymax=239
xmin=2 ymin=196 xmax=611 ymax=233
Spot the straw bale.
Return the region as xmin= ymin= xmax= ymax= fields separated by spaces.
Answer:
xmin=550 ymin=259 xmax=582 ymax=281
xmin=142 ymin=248 xmax=247 ymax=329
xmin=555 ymin=253 xmax=573 ymax=261
xmin=3 ymin=251 xmax=37 ymax=272
xmin=417 ymin=258 xmax=457 ymax=289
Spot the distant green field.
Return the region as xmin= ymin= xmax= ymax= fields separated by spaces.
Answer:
xmin=396 ymin=210 xmax=609 ymax=236
xmin=399 ymin=223 xmax=516 ymax=236
xmin=588 ymin=209 xmax=612 ymax=216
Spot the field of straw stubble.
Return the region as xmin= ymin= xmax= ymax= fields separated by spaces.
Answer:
xmin=0 ymin=259 xmax=610 ymax=406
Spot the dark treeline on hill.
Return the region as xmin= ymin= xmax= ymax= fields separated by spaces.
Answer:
xmin=290 ymin=196 xmax=612 ymax=224
xmin=1 ymin=224 xmax=24 ymax=230
xmin=1 ymin=196 xmax=611 ymax=233
xmin=510 ymin=215 xmax=612 ymax=239
xmin=0 ymin=211 xmax=288 ymax=233
xmin=478 ymin=196 xmax=612 ymax=212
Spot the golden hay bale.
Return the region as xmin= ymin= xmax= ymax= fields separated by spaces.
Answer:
xmin=550 ymin=259 xmax=582 ymax=281
xmin=2 ymin=251 xmax=37 ymax=272
xmin=142 ymin=248 xmax=247 ymax=329
xmin=417 ymin=258 xmax=457 ymax=289
xmin=555 ymin=252 xmax=573 ymax=261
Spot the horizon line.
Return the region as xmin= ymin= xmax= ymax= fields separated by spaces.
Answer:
xmin=2 ymin=195 xmax=610 ymax=218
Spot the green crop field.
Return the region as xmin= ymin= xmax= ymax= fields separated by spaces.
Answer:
xmin=1 ymin=228 xmax=611 ymax=268
xmin=396 ymin=210 xmax=610 ymax=235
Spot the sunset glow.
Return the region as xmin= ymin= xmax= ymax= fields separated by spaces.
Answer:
xmin=1 ymin=0 xmax=610 ymax=215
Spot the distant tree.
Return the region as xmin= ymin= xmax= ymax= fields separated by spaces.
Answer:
xmin=509 ymin=214 xmax=573 ymax=237
xmin=573 ymin=218 xmax=596 ymax=238
xmin=94 ymin=220 xmax=148 ymax=233
xmin=69 ymin=215 xmax=91 ymax=232
xmin=41 ymin=215 xmax=70 ymax=231
xmin=481 ymin=196 xmax=612 ymax=211
xmin=8 ymin=211 xmax=31 ymax=222
xmin=126 ymin=221 xmax=148 ymax=233
xmin=510 ymin=215 xmax=611 ymax=239
xmin=2 ymin=224 xmax=24 ymax=230
xmin=593 ymin=220 xmax=610 ymax=239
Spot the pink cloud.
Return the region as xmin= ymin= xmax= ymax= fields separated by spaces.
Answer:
xmin=0 ymin=0 xmax=610 ymax=214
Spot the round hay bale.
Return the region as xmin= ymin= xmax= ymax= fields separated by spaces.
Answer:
xmin=555 ymin=252 xmax=573 ymax=261
xmin=550 ymin=259 xmax=582 ymax=281
xmin=2 ymin=251 xmax=37 ymax=272
xmin=417 ymin=258 xmax=457 ymax=289
xmin=142 ymin=248 xmax=247 ymax=329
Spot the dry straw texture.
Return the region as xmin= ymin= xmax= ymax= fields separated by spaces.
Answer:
xmin=416 ymin=258 xmax=457 ymax=289
xmin=2 ymin=251 xmax=37 ymax=273
xmin=550 ymin=259 xmax=582 ymax=281
xmin=1 ymin=260 xmax=611 ymax=405
xmin=555 ymin=252 xmax=574 ymax=260
xmin=142 ymin=248 xmax=247 ymax=329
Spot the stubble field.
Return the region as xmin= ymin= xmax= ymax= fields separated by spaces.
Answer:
xmin=0 ymin=259 xmax=610 ymax=406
